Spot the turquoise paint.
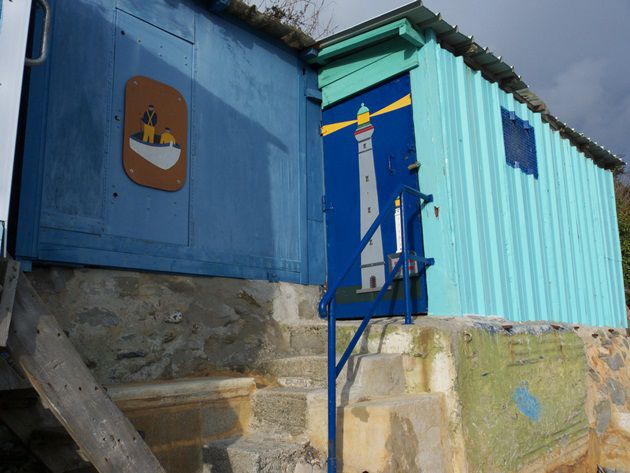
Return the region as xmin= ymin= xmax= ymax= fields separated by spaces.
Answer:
xmin=311 ymin=18 xmax=423 ymax=66
xmin=513 ymin=383 xmax=541 ymax=422
xmin=320 ymin=38 xmax=421 ymax=108
xmin=410 ymin=31 xmax=461 ymax=315
xmin=411 ymin=33 xmax=626 ymax=327
xmin=318 ymin=21 xmax=425 ymax=108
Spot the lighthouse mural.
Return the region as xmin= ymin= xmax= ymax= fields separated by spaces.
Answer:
xmin=355 ymin=103 xmax=386 ymax=292
xmin=322 ymin=74 xmax=428 ymax=318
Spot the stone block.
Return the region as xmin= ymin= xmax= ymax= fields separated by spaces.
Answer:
xmin=203 ymin=436 xmax=307 ymax=473
xmin=339 ymin=393 xmax=452 ymax=473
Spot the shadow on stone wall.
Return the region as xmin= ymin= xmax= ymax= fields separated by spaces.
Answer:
xmin=28 ymin=266 xmax=323 ymax=384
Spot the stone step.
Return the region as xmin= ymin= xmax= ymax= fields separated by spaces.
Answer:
xmin=203 ymin=436 xmax=325 ymax=473
xmin=277 ymin=377 xmax=318 ymax=389
xmin=251 ymin=354 xmax=408 ymax=451
xmin=261 ymin=353 xmax=407 ymax=396
xmin=342 ymin=353 xmax=407 ymax=399
xmin=339 ymin=393 xmax=452 ymax=473
xmin=261 ymin=356 xmax=327 ymax=387
xmin=283 ymin=324 xmax=327 ymax=357
xmin=251 ymin=387 xmax=326 ymax=438
xmin=106 ymin=376 xmax=256 ymax=410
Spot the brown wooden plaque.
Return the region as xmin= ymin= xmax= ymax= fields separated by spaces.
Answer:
xmin=123 ymin=76 xmax=187 ymax=191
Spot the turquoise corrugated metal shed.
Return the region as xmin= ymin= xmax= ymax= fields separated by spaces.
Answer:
xmin=315 ymin=6 xmax=626 ymax=327
xmin=413 ymin=32 xmax=625 ymax=327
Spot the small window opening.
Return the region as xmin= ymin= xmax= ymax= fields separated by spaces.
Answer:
xmin=501 ymin=107 xmax=538 ymax=178
xmin=369 ymin=276 xmax=377 ymax=288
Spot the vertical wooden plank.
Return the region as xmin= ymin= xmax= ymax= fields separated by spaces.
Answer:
xmin=0 ymin=259 xmax=19 ymax=346
xmin=7 ymin=274 xmax=166 ymax=473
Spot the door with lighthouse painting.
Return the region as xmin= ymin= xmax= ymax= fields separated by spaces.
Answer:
xmin=323 ymin=75 xmax=428 ymax=318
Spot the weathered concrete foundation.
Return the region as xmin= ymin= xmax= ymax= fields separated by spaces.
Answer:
xmin=26 ymin=266 xmax=324 ymax=384
xmin=9 ymin=267 xmax=630 ymax=472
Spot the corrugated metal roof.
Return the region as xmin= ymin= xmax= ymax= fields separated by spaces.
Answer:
xmin=316 ymin=1 xmax=623 ymax=171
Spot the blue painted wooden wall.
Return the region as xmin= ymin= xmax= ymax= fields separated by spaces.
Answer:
xmin=16 ymin=0 xmax=325 ymax=284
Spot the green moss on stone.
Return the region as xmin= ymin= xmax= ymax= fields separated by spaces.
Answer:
xmin=454 ymin=329 xmax=589 ymax=472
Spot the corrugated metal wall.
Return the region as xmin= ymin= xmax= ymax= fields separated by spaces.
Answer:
xmin=412 ymin=32 xmax=626 ymax=327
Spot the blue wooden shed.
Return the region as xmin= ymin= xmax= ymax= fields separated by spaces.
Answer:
xmin=314 ymin=3 xmax=626 ymax=327
xmin=15 ymin=0 xmax=325 ymax=285
xmin=12 ymin=1 xmax=626 ymax=328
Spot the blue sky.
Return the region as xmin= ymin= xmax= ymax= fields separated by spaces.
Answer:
xmin=318 ymin=0 xmax=630 ymax=167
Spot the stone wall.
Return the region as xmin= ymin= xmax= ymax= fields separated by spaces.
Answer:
xmin=27 ymin=266 xmax=323 ymax=384
xmin=336 ymin=317 xmax=630 ymax=472
xmin=580 ymin=327 xmax=630 ymax=471
xmin=18 ymin=266 xmax=630 ymax=471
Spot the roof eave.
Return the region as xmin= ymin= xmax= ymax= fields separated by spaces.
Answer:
xmin=315 ymin=1 xmax=624 ymax=171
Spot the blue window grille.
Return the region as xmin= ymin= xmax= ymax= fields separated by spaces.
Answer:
xmin=501 ymin=107 xmax=538 ymax=178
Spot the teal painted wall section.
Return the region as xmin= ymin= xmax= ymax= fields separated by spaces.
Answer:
xmin=317 ymin=22 xmax=425 ymax=108
xmin=412 ymin=32 xmax=626 ymax=327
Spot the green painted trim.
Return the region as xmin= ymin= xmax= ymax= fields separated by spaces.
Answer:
xmin=310 ymin=19 xmax=424 ymax=66
xmin=319 ymin=40 xmax=403 ymax=89
xmin=320 ymin=38 xmax=420 ymax=108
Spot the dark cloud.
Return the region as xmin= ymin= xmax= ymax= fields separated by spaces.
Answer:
xmin=323 ymin=0 xmax=630 ymax=164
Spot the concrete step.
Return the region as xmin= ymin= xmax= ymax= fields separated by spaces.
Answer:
xmin=339 ymin=393 xmax=452 ymax=473
xmin=105 ymin=376 xmax=256 ymax=473
xmin=203 ymin=436 xmax=325 ymax=473
xmin=106 ymin=376 xmax=256 ymax=409
xmin=251 ymin=387 xmax=325 ymax=438
xmin=283 ymin=324 xmax=327 ymax=357
xmin=261 ymin=353 xmax=407 ymax=396
xmin=342 ymin=353 xmax=407 ymax=399
xmin=251 ymin=354 xmax=408 ymax=452
xmin=261 ymin=356 xmax=327 ymax=387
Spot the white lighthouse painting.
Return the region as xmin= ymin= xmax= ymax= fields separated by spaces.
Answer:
xmin=354 ymin=103 xmax=386 ymax=292
xmin=321 ymin=77 xmax=426 ymax=316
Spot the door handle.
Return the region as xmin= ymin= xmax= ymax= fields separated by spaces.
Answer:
xmin=25 ymin=0 xmax=51 ymax=67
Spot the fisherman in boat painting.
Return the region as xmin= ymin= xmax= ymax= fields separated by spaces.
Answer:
xmin=128 ymin=104 xmax=182 ymax=171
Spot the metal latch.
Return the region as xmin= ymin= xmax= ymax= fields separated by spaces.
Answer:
xmin=321 ymin=196 xmax=333 ymax=213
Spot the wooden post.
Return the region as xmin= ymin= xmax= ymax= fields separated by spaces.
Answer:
xmin=7 ymin=273 xmax=166 ymax=473
xmin=0 ymin=258 xmax=19 ymax=346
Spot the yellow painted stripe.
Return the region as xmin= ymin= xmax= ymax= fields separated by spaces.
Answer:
xmin=321 ymin=119 xmax=357 ymax=136
xmin=371 ymin=93 xmax=412 ymax=117
xmin=321 ymin=93 xmax=412 ymax=136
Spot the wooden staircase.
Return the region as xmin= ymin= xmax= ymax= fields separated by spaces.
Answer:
xmin=0 ymin=259 xmax=165 ymax=473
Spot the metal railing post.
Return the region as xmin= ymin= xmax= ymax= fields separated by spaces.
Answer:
xmin=400 ymin=192 xmax=413 ymax=325
xmin=321 ymin=185 xmax=435 ymax=470
xmin=327 ymin=301 xmax=337 ymax=473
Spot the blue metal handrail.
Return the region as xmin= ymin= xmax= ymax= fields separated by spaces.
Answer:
xmin=319 ymin=184 xmax=434 ymax=473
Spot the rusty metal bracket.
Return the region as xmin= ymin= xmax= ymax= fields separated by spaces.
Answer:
xmin=0 ymin=258 xmax=20 ymax=347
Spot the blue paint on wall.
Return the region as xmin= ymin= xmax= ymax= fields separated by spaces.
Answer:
xmin=513 ymin=382 xmax=541 ymax=422
xmin=322 ymin=75 xmax=428 ymax=318
xmin=501 ymin=107 xmax=538 ymax=178
xmin=16 ymin=0 xmax=325 ymax=285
